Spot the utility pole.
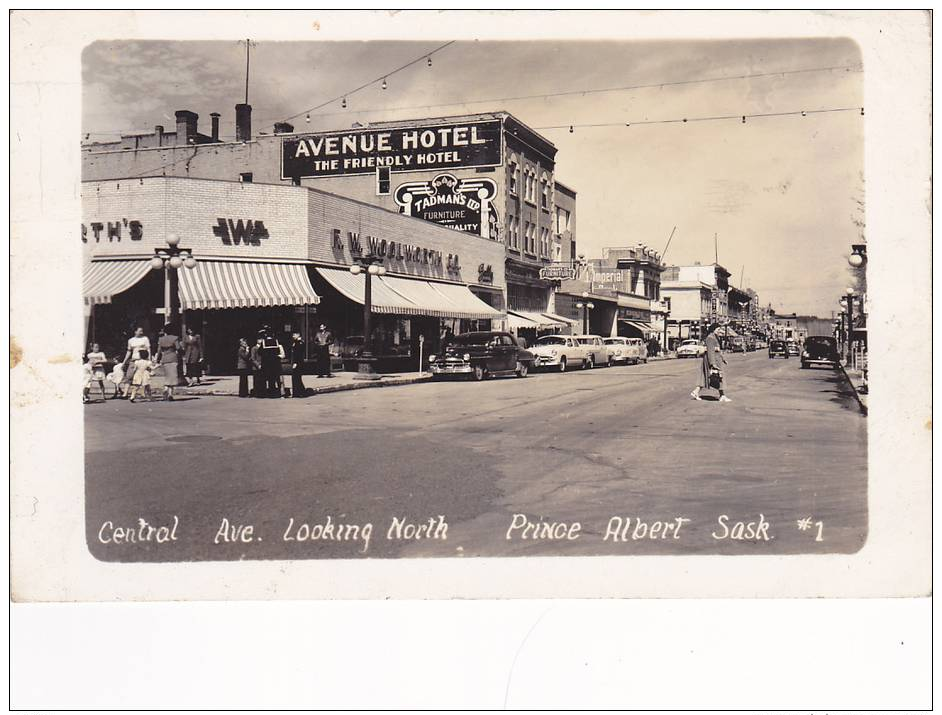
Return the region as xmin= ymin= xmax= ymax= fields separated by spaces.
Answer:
xmin=241 ymin=38 xmax=255 ymax=104
xmin=661 ymin=226 xmax=676 ymax=261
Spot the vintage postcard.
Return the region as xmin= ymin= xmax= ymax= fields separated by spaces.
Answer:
xmin=9 ymin=10 xmax=931 ymax=600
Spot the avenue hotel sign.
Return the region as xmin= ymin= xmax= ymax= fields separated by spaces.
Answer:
xmin=282 ymin=119 xmax=502 ymax=178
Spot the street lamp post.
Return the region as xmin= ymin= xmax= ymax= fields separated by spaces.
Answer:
xmin=844 ymin=287 xmax=855 ymax=366
xmin=150 ymin=233 xmax=197 ymax=326
xmin=575 ymin=291 xmax=594 ymax=334
xmin=350 ymin=253 xmax=387 ymax=381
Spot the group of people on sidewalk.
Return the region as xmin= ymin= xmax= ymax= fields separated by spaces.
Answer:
xmin=235 ymin=323 xmax=334 ymax=399
xmin=83 ymin=324 xmax=204 ymax=403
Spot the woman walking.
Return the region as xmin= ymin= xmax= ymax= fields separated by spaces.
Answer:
xmin=183 ymin=327 xmax=204 ymax=386
xmin=236 ymin=338 xmax=252 ymax=398
xmin=691 ymin=322 xmax=731 ymax=403
xmin=155 ymin=325 xmax=182 ymax=401
xmin=122 ymin=326 xmax=151 ymax=399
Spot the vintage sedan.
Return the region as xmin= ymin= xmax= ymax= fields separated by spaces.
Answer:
xmin=530 ymin=334 xmax=587 ymax=372
xmin=676 ymin=339 xmax=707 ymax=358
xmin=604 ymin=337 xmax=648 ymax=365
xmin=768 ymin=339 xmax=789 ymax=358
xmin=786 ymin=339 xmax=801 ymax=356
xmin=573 ymin=335 xmax=612 ymax=368
xmin=801 ymin=336 xmax=840 ymax=369
xmin=429 ymin=331 xmax=535 ymax=381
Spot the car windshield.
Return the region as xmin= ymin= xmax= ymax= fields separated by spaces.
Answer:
xmin=451 ymin=333 xmax=495 ymax=346
xmin=806 ymin=336 xmax=836 ymax=346
xmin=576 ymin=338 xmax=596 ymax=345
xmin=537 ymin=336 xmax=567 ymax=346
xmin=681 ymin=340 xmax=698 ymax=346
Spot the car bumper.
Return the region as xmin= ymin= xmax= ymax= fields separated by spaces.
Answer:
xmin=533 ymin=355 xmax=562 ymax=367
xmin=802 ymin=357 xmax=837 ymax=366
xmin=429 ymin=362 xmax=472 ymax=375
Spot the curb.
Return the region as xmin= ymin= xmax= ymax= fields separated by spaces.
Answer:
xmin=837 ymin=363 xmax=868 ymax=416
xmin=175 ymin=373 xmax=434 ymax=397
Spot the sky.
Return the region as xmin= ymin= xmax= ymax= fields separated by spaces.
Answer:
xmin=83 ymin=38 xmax=864 ymax=316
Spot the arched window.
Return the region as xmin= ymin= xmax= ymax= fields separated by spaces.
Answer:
xmin=508 ymin=153 xmax=519 ymax=195
xmin=541 ymin=173 xmax=550 ymax=209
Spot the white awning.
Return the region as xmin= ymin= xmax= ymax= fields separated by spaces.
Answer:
xmin=508 ymin=310 xmax=566 ymax=329
xmin=316 ymin=267 xmax=427 ymax=315
xmin=178 ymin=261 xmax=320 ymax=310
xmin=382 ymin=276 xmax=465 ymax=319
xmin=83 ymin=259 xmax=153 ymax=305
xmin=427 ymin=282 xmax=504 ymax=320
xmin=541 ymin=311 xmax=578 ymax=327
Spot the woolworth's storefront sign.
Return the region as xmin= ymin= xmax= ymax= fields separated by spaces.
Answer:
xmin=281 ymin=120 xmax=502 ymax=179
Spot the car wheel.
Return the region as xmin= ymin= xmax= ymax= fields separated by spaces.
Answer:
xmin=472 ymin=365 xmax=486 ymax=381
xmin=515 ymin=361 xmax=529 ymax=378
xmin=558 ymin=356 xmax=567 ymax=373
xmin=800 ymin=362 xmax=808 ymax=369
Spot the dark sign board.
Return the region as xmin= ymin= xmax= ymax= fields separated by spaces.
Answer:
xmin=394 ymin=173 xmax=499 ymax=240
xmin=281 ymin=120 xmax=503 ymax=179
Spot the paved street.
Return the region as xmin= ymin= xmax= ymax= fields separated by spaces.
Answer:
xmin=85 ymin=352 xmax=867 ymax=562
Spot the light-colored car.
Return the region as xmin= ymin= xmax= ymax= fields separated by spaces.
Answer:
xmin=573 ymin=335 xmax=612 ymax=368
xmin=604 ymin=337 xmax=648 ymax=365
xmin=676 ymin=339 xmax=707 ymax=358
xmin=530 ymin=335 xmax=588 ymax=372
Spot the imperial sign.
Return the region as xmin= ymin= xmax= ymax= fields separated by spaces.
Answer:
xmin=281 ymin=120 xmax=502 ymax=179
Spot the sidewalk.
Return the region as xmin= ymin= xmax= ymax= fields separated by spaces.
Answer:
xmin=175 ymin=371 xmax=433 ymax=397
xmin=841 ymin=365 xmax=868 ymax=413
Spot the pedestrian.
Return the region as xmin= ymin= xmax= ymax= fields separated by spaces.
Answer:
xmin=155 ymin=325 xmax=182 ymax=401
xmin=251 ymin=335 xmax=265 ymax=398
xmin=85 ymin=342 xmax=108 ymax=402
xmin=647 ymin=336 xmax=661 ymax=358
xmin=236 ymin=338 xmax=252 ymax=398
xmin=290 ymin=331 xmax=307 ymax=397
xmin=106 ymin=355 xmax=125 ymax=400
xmin=313 ymin=323 xmax=333 ymax=378
xmin=260 ymin=326 xmax=283 ymax=397
xmin=183 ymin=328 xmax=204 ymax=386
xmin=691 ymin=322 xmax=731 ymax=403
xmin=122 ymin=326 xmax=151 ymax=399
xmin=82 ymin=358 xmax=93 ymax=404
xmin=127 ymin=349 xmax=154 ymax=403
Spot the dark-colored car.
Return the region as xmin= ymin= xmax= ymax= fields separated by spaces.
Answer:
xmin=768 ymin=339 xmax=789 ymax=359
xmin=429 ymin=331 xmax=535 ymax=381
xmin=801 ymin=336 xmax=840 ymax=369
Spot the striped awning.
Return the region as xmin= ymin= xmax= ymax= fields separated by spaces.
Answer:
xmin=508 ymin=310 xmax=564 ymax=329
xmin=427 ymin=282 xmax=504 ymax=321
xmin=541 ymin=311 xmax=578 ymax=327
xmin=619 ymin=319 xmax=656 ymax=334
xmin=316 ymin=268 xmax=503 ymax=320
xmin=83 ymin=259 xmax=153 ymax=305
xmin=178 ymin=261 xmax=320 ymax=310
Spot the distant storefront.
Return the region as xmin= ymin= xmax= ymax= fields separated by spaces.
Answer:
xmin=82 ymin=176 xmax=505 ymax=372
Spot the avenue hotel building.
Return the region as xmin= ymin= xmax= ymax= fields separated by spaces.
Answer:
xmin=82 ymin=104 xmax=582 ymax=372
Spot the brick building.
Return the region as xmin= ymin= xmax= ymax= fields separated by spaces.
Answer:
xmin=82 ymin=176 xmax=504 ymax=372
xmin=82 ymin=108 xmax=576 ymax=332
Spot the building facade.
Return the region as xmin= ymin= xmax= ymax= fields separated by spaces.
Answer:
xmin=83 ymin=109 xmax=574 ymax=334
xmin=82 ymin=176 xmax=505 ymax=372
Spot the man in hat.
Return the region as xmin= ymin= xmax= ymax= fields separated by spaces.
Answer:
xmin=259 ymin=325 xmax=282 ymax=397
xmin=290 ymin=331 xmax=307 ymax=397
xmin=312 ymin=323 xmax=333 ymax=378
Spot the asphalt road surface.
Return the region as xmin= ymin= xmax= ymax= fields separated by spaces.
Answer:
xmin=85 ymin=352 xmax=867 ymax=562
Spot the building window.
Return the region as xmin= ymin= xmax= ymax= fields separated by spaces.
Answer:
xmin=508 ymin=155 xmax=519 ymax=195
xmin=541 ymin=174 xmax=550 ymax=209
xmin=376 ymin=166 xmax=391 ymax=195
xmin=239 ymin=172 xmax=253 ymax=183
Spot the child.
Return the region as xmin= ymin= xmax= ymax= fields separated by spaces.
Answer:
xmin=82 ymin=359 xmax=93 ymax=404
xmin=127 ymin=349 xmax=154 ymax=403
xmin=86 ymin=343 xmax=108 ymax=402
xmin=106 ymin=356 xmax=125 ymax=400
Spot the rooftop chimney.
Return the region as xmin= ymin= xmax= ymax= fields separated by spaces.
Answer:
xmin=210 ymin=112 xmax=220 ymax=142
xmin=175 ymin=110 xmax=198 ymax=145
xmin=273 ymin=121 xmax=294 ymax=135
xmin=235 ymin=103 xmax=252 ymax=142
xmin=155 ymin=125 xmax=164 ymax=146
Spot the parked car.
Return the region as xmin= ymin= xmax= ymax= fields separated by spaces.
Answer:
xmin=729 ymin=336 xmax=748 ymax=353
xmin=676 ymin=339 xmax=707 ymax=358
xmin=573 ymin=335 xmax=612 ymax=368
xmin=529 ymin=334 xmax=587 ymax=372
xmin=786 ymin=339 xmax=801 ymax=356
xmin=604 ymin=337 xmax=648 ymax=365
xmin=428 ymin=331 xmax=534 ymax=381
xmin=768 ymin=339 xmax=789 ymax=359
xmin=801 ymin=336 xmax=840 ymax=369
